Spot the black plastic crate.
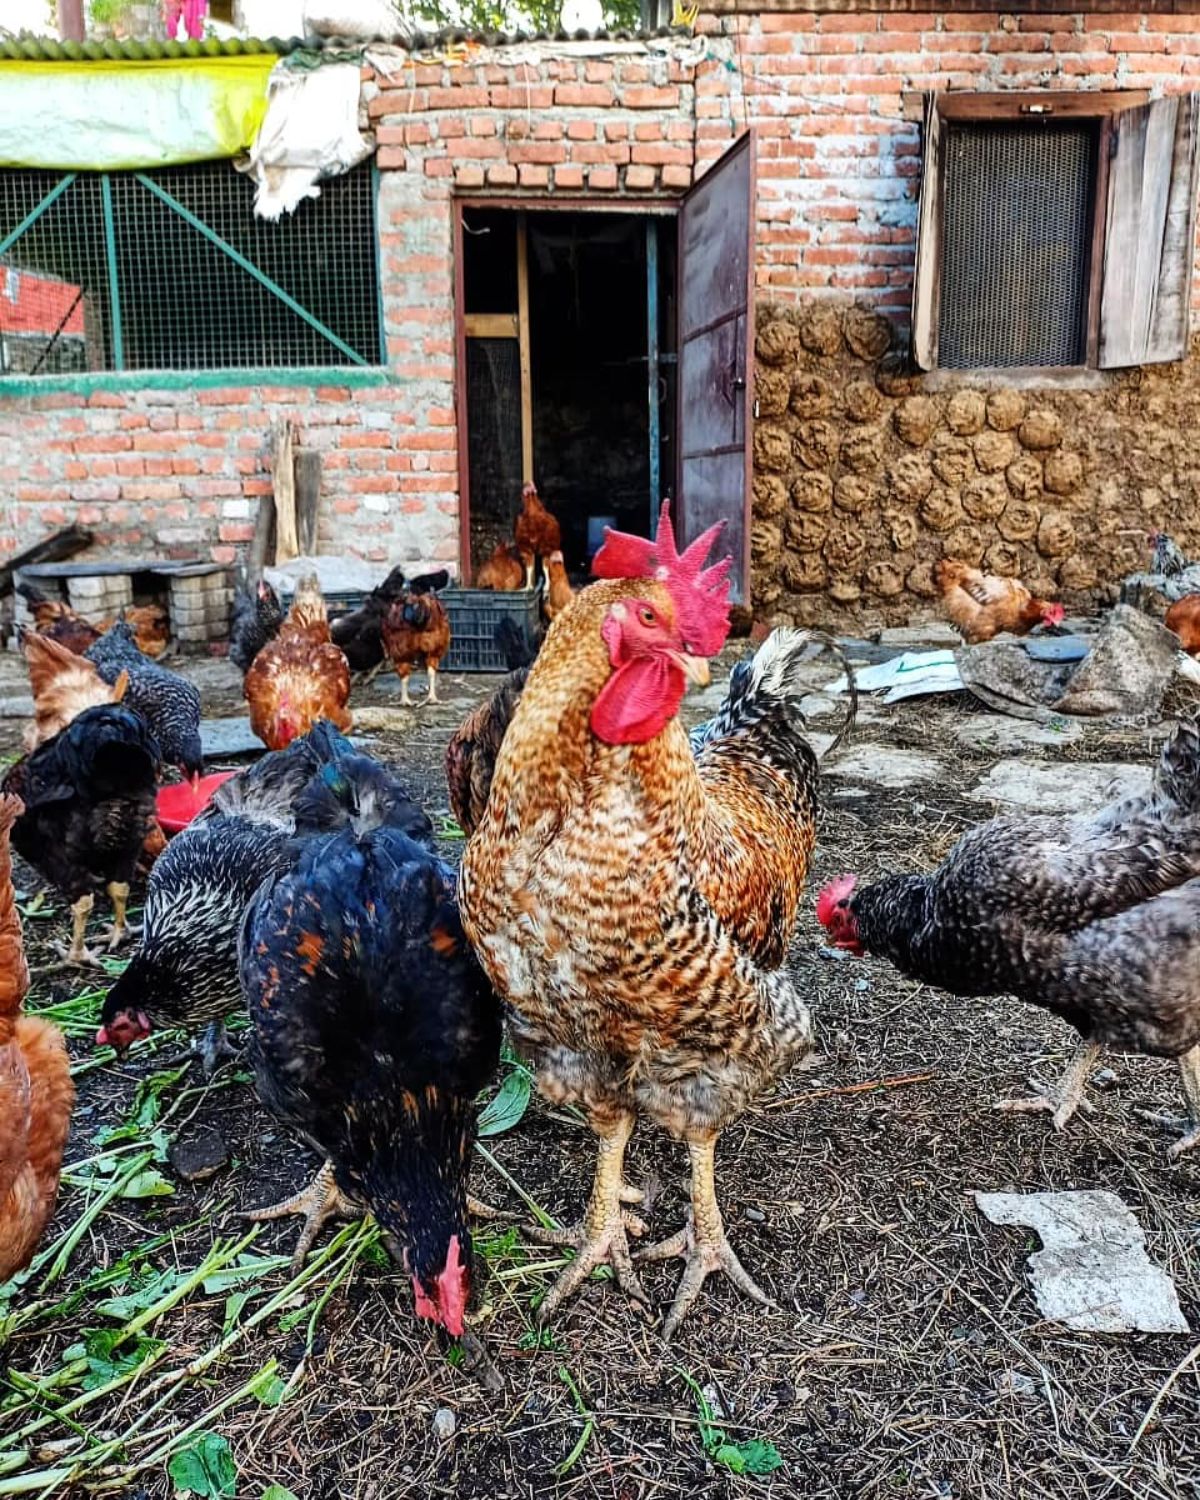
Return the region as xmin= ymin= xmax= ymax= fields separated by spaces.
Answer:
xmin=442 ymin=587 xmax=542 ymax=673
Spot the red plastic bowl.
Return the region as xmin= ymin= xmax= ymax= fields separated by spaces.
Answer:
xmin=156 ymin=771 xmax=238 ymax=835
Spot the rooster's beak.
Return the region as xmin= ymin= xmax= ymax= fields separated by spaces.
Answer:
xmin=672 ymin=653 xmax=710 ymax=689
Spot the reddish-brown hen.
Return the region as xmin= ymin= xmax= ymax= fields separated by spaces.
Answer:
xmin=475 ymin=542 xmax=526 ymax=593
xmin=936 ymin=559 xmax=1065 ymax=645
xmin=1165 ymin=594 xmax=1200 ymax=656
xmin=18 ymin=584 xmax=103 ymax=655
xmin=514 ymin=482 xmax=562 ymax=590
xmin=0 ymin=793 xmax=74 ymax=1281
xmin=245 ymin=574 xmax=353 ymax=751
xmin=543 ymin=551 xmax=574 ymax=622
xmin=382 ymin=590 xmax=452 ymax=707
xmin=459 ymin=505 xmax=841 ymax=1337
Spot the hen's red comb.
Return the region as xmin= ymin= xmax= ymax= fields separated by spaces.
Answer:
xmin=591 ymin=502 xmax=733 ymax=656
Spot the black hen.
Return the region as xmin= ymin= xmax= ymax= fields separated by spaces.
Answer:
xmin=1 ymin=705 xmax=161 ymax=964
xmin=817 ymin=718 xmax=1200 ymax=1156
xmin=86 ymin=622 xmax=203 ymax=776
xmin=240 ymin=815 xmax=501 ymax=1337
xmin=229 ymin=578 xmax=284 ymax=674
xmin=96 ymin=724 xmax=431 ymax=1070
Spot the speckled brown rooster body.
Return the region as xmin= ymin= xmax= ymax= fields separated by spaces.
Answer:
xmin=0 ymin=794 xmax=74 ymax=1282
xmin=459 ymin=509 xmax=831 ymax=1334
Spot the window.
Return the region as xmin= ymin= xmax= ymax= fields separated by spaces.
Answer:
xmin=912 ymin=92 xmax=1200 ymax=372
xmin=0 ymin=161 xmax=383 ymax=376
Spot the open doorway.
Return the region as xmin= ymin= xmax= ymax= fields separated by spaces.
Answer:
xmin=457 ymin=206 xmax=678 ymax=587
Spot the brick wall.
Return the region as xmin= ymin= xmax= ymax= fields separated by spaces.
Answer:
xmin=5 ymin=19 xmax=1200 ymax=583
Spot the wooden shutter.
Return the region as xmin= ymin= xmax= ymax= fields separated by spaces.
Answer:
xmin=677 ymin=130 xmax=755 ymax=606
xmin=910 ymin=93 xmax=943 ymax=372
xmin=1099 ymin=93 xmax=1200 ymax=369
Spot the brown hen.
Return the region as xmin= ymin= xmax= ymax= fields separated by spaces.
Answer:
xmin=543 ymin=550 xmax=574 ymax=622
xmin=935 ymin=559 xmax=1065 ymax=644
xmin=0 ymin=793 xmax=74 ymax=1281
xmin=475 ymin=542 xmax=526 ymax=593
xmin=514 ymin=481 xmax=561 ymax=590
xmin=245 ymin=574 xmax=353 ymax=751
xmin=382 ymin=590 xmax=451 ymax=707
xmin=459 ymin=506 xmax=842 ymax=1336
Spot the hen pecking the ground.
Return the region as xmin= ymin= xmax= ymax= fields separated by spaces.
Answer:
xmin=817 ymin=718 xmax=1200 ymax=1157
xmin=244 ymin=574 xmax=353 ymax=750
xmin=239 ymin=763 xmax=501 ymax=1340
xmin=935 ymin=559 xmax=1065 ymax=645
xmin=459 ymin=504 xmax=850 ymax=1337
xmin=0 ymin=794 xmax=74 ymax=1283
xmin=2 ymin=705 xmax=162 ymax=965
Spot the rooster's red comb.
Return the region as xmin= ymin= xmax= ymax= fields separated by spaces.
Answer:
xmin=591 ymin=502 xmax=732 ymax=656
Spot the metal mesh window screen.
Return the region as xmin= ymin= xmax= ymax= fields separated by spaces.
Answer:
xmin=939 ymin=122 xmax=1096 ymax=370
xmin=0 ymin=162 xmax=382 ymax=374
xmin=466 ymin=338 xmax=523 ymax=527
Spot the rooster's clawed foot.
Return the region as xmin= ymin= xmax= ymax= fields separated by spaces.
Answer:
xmin=637 ymin=1211 xmax=775 ymax=1340
xmin=241 ymin=1160 xmax=361 ymax=1270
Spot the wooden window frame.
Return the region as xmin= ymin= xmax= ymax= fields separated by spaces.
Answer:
xmin=912 ymin=90 xmax=1149 ymax=375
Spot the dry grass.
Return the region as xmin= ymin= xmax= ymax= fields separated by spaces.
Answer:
xmin=1 ymin=662 xmax=1199 ymax=1500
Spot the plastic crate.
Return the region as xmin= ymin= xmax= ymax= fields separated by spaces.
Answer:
xmin=442 ymin=588 xmax=542 ymax=673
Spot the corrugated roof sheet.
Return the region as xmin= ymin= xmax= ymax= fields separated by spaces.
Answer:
xmin=0 ymin=24 xmax=684 ymax=63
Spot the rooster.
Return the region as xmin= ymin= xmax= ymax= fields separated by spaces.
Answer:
xmin=22 ymin=632 xmax=129 ymax=752
xmin=514 ymin=482 xmax=562 ymax=590
xmin=330 ymin=568 xmax=451 ymax=677
xmin=245 ymin=574 xmax=353 ymax=751
xmin=817 ymin=719 xmax=1200 ymax=1157
xmin=382 ymin=589 xmax=451 ymax=707
xmin=1165 ymin=595 xmax=1200 ymax=656
xmin=18 ymin=584 xmax=102 ymax=655
xmin=0 ymin=795 xmax=74 ymax=1282
xmin=239 ymin=766 xmax=501 ymax=1327
xmin=935 ymin=559 xmax=1065 ymax=645
xmin=459 ymin=504 xmax=849 ymax=1336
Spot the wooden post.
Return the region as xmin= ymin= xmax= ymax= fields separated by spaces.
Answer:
xmin=57 ymin=0 xmax=85 ymax=41
xmin=516 ymin=212 xmax=533 ymax=484
xmin=246 ymin=493 xmax=276 ymax=583
xmin=272 ymin=421 xmax=299 ymax=564
xmin=295 ymin=449 xmax=322 ymax=557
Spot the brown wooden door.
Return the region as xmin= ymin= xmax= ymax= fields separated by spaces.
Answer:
xmin=676 ymin=130 xmax=755 ymax=605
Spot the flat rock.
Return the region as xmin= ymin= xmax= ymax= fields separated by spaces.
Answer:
xmin=970 ymin=758 xmax=1151 ymax=814
xmin=169 ymin=1126 xmax=229 ymax=1183
xmin=0 ymin=694 xmax=34 ymax=719
xmin=827 ymin=744 xmax=941 ymax=789
xmin=976 ymin=1189 xmax=1188 ymax=1334
xmin=953 ymin=714 xmax=1083 ymax=753
xmin=874 ymin=623 xmax=963 ymax=649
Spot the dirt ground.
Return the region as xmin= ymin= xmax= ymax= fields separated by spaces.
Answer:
xmin=2 ymin=641 xmax=1200 ymax=1500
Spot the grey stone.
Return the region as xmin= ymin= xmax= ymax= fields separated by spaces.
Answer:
xmin=970 ymin=759 xmax=1151 ymax=814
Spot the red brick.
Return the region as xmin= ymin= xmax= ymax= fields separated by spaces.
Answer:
xmin=587 ymin=164 xmax=619 ymax=190
xmin=624 ymin=85 xmax=680 ymax=108
xmin=487 ymin=163 xmax=518 ymax=187
xmin=553 ymin=164 xmax=585 ymax=189
xmin=661 ymin=164 xmax=693 ymax=189
xmin=518 ymin=163 xmax=551 ymax=188
xmin=376 ymin=146 xmax=407 ymax=170
xmin=455 ymin=164 xmax=485 ymax=188
xmin=631 ymin=143 xmax=693 ymax=166
xmin=509 ymin=142 xmax=567 ymax=165
xmin=567 ymin=119 xmax=596 ymax=141
xmin=469 ymin=115 xmax=497 ymax=136
xmin=624 ymin=164 xmax=658 ymax=190
xmin=554 ymin=83 xmax=614 ymax=106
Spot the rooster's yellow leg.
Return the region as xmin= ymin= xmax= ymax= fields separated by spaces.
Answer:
xmin=398 ymin=673 xmax=413 ymax=708
xmin=638 ymin=1132 xmax=774 ymax=1340
xmin=427 ymin=665 xmax=440 ymax=704
xmin=527 ymin=1110 xmax=650 ymax=1322
xmin=996 ymin=1039 xmax=1102 ymax=1132
xmin=241 ymin=1161 xmax=361 ymax=1271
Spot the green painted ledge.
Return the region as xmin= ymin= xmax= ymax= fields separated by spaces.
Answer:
xmin=0 ymin=367 xmax=395 ymax=399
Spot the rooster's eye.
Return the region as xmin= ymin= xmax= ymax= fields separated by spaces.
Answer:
xmin=638 ymin=607 xmax=656 ymax=627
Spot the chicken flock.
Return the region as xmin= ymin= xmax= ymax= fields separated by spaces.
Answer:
xmin=4 ymin=508 xmax=1200 ymax=1364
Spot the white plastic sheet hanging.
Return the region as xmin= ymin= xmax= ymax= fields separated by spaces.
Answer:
xmin=245 ymin=60 xmax=372 ymax=220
